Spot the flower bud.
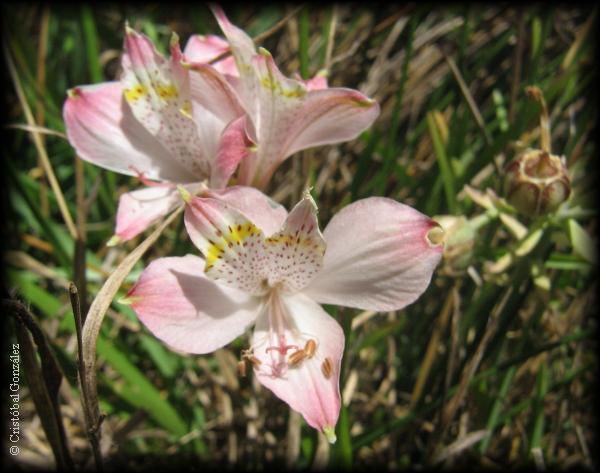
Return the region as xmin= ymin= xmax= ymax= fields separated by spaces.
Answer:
xmin=503 ymin=149 xmax=570 ymax=217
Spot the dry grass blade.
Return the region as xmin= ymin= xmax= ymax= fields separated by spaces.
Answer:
xmin=323 ymin=5 xmax=338 ymax=71
xmin=410 ymin=286 xmax=455 ymax=409
xmin=5 ymin=124 xmax=67 ymax=139
xmin=439 ymin=287 xmax=513 ymax=436
xmin=285 ymin=410 xmax=301 ymax=469
xmin=4 ymin=250 xmax=70 ymax=289
xmin=35 ymin=6 xmax=50 ymax=215
xmin=79 ymin=206 xmax=183 ymax=463
xmin=431 ymin=429 xmax=490 ymax=465
xmin=444 ymin=53 xmax=492 ymax=147
xmin=3 ymin=40 xmax=78 ymax=240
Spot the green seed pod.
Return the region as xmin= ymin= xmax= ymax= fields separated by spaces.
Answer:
xmin=503 ymin=149 xmax=571 ymax=217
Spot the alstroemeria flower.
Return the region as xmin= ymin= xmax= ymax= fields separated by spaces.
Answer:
xmin=188 ymin=6 xmax=381 ymax=189
xmin=63 ymin=27 xmax=249 ymax=244
xmin=126 ymin=190 xmax=444 ymax=440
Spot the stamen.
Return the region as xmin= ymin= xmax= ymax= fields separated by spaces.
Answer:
xmin=304 ymin=339 xmax=317 ymax=358
xmin=288 ymin=349 xmax=307 ymax=367
xmin=321 ymin=357 xmax=333 ymax=379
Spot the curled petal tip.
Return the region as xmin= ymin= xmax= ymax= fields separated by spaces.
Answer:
xmin=316 ymin=68 xmax=329 ymax=78
xmin=106 ymin=235 xmax=122 ymax=247
xmin=323 ymin=426 xmax=337 ymax=444
xmin=425 ymin=224 xmax=445 ymax=247
xmin=302 ymin=187 xmax=315 ymax=202
xmin=67 ymin=87 xmax=80 ymax=98
xmin=125 ymin=22 xmax=136 ymax=36
xmin=177 ymin=185 xmax=192 ymax=203
xmin=258 ymin=46 xmax=271 ymax=57
xmin=170 ymin=31 xmax=180 ymax=47
xmin=117 ymin=295 xmax=140 ymax=306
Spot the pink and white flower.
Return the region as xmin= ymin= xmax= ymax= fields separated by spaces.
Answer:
xmin=125 ymin=190 xmax=444 ymax=441
xmin=63 ymin=8 xmax=380 ymax=243
xmin=63 ymin=27 xmax=247 ymax=243
xmin=204 ymin=5 xmax=380 ymax=189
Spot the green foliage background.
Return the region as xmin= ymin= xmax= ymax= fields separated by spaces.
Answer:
xmin=3 ymin=3 xmax=597 ymax=470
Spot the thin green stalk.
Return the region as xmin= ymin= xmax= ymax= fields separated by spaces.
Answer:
xmin=81 ymin=5 xmax=102 ymax=82
xmin=298 ymin=7 xmax=310 ymax=79
xmin=427 ymin=112 xmax=457 ymax=214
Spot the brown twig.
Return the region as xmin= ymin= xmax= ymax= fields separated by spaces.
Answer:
xmin=5 ymin=300 xmax=74 ymax=470
xmin=69 ymin=283 xmax=103 ymax=470
xmin=74 ymin=155 xmax=88 ymax=316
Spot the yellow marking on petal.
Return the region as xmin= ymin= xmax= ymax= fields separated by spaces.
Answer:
xmin=323 ymin=426 xmax=337 ymax=444
xmin=156 ymin=83 xmax=179 ymax=100
xmin=260 ymin=75 xmax=306 ymax=99
xmin=205 ymin=242 xmax=224 ymax=269
xmin=124 ymin=84 xmax=148 ymax=102
xmin=229 ymin=223 xmax=259 ymax=244
xmin=179 ymin=100 xmax=193 ymax=118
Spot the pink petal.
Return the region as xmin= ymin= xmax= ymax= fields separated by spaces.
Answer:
xmin=303 ymin=197 xmax=444 ymax=311
xmin=185 ymin=62 xmax=247 ymax=173
xmin=184 ymin=34 xmax=238 ymax=76
xmin=296 ymin=71 xmax=329 ymax=91
xmin=210 ymin=5 xmax=256 ymax=73
xmin=206 ymin=186 xmax=287 ymax=237
xmin=238 ymin=51 xmax=379 ymax=188
xmin=63 ymin=82 xmax=191 ymax=182
xmin=211 ymin=5 xmax=260 ymax=123
xmin=264 ymin=192 xmax=326 ymax=292
xmin=186 ymin=62 xmax=245 ymax=126
xmin=115 ymin=186 xmax=180 ymax=241
xmin=210 ymin=116 xmax=254 ymax=189
xmin=121 ymin=28 xmax=210 ymax=179
xmin=128 ymin=255 xmax=261 ymax=354
xmin=250 ymin=291 xmax=344 ymax=438
xmin=183 ymin=196 xmax=269 ymax=294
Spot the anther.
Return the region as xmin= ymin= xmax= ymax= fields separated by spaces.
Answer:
xmin=288 ymin=349 xmax=307 ymax=367
xmin=321 ymin=357 xmax=333 ymax=379
xmin=304 ymin=339 xmax=317 ymax=358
